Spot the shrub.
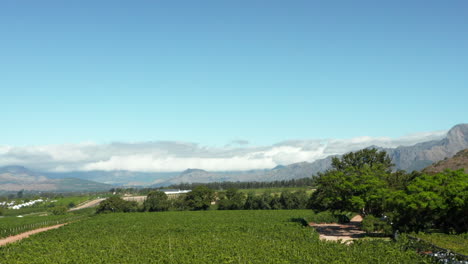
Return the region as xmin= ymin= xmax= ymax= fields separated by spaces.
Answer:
xmin=143 ymin=191 xmax=169 ymax=212
xmin=96 ymin=196 xmax=138 ymax=214
xmin=50 ymin=206 xmax=68 ymax=215
xmin=362 ymin=215 xmax=392 ymax=235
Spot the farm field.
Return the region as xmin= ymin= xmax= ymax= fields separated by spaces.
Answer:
xmin=0 ymin=210 xmax=431 ymax=263
xmin=0 ymin=213 xmax=88 ymax=239
xmin=1 ymin=194 xmax=104 ymax=217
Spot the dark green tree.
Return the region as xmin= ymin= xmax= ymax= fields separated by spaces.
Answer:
xmin=144 ymin=191 xmax=170 ymax=212
xmin=310 ymin=148 xmax=391 ymax=215
xmin=184 ymin=186 xmax=215 ymax=210
xmin=270 ymin=194 xmax=282 ymax=210
xmin=386 ymin=169 xmax=468 ymax=233
xmin=253 ymin=192 xmax=272 ymax=210
xmin=280 ymin=191 xmax=295 ymax=209
xmin=244 ymin=192 xmax=256 ymax=210
xmin=218 ymin=188 xmax=245 ymax=210
xmin=96 ymin=196 xmax=138 ymax=214
xmin=50 ymin=206 xmax=68 ymax=215
xmin=331 ymin=148 xmax=393 ymax=172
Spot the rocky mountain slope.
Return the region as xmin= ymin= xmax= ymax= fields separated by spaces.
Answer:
xmin=382 ymin=124 xmax=468 ymax=171
xmin=423 ymin=148 xmax=468 ymax=174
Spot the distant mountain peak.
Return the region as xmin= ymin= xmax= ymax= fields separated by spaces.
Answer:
xmin=0 ymin=165 xmax=33 ymax=174
xmin=272 ymin=165 xmax=286 ymax=170
xmin=181 ymin=168 xmax=208 ymax=175
xmin=446 ymin=123 xmax=468 ymax=144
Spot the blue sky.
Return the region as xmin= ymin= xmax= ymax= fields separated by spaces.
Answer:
xmin=1 ymin=0 xmax=467 ymax=147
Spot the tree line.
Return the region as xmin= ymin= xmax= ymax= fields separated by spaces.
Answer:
xmin=96 ymin=186 xmax=312 ymax=214
xmin=165 ymin=177 xmax=315 ymax=191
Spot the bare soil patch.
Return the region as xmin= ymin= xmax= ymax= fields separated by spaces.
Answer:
xmin=69 ymin=198 xmax=106 ymax=211
xmin=309 ymin=215 xmax=365 ymax=243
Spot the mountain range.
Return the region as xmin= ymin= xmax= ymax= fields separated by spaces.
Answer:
xmin=1 ymin=123 xmax=467 ymax=190
xmin=152 ymin=123 xmax=468 ymax=186
xmin=0 ymin=166 xmax=111 ymax=192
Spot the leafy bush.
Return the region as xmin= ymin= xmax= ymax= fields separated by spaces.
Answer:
xmin=184 ymin=186 xmax=214 ymax=211
xmin=50 ymin=206 xmax=68 ymax=215
xmin=307 ymin=211 xmax=337 ymax=223
xmin=362 ymin=215 xmax=393 ymax=235
xmin=143 ymin=191 xmax=169 ymax=212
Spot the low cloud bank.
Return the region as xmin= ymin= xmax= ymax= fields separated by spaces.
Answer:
xmin=0 ymin=130 xmax=447 ymax=172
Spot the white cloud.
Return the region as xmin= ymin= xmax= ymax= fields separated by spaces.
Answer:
xmin=0 ymin=129 xmax=447 ymax=172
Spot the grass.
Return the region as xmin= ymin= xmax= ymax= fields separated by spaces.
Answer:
xmin=411 ymin=232 xmax=468 ymax=255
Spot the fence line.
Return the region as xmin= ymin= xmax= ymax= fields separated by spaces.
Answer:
xmin=0 ymin=215 xmax=87 ymax=239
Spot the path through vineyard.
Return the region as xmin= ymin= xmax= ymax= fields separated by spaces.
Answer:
xmin=69 ymin=198 xmax=106 ymax=211
xmin=0 ymin=223 xmax=67 ymax=246
xmin=309 ymin=215 xmax=365 ymax=242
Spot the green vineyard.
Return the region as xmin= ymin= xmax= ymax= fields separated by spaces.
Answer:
xmin=0 ymin=210 xmax=432 ymax=263
xmin=0 ymin=214 xmax=86 ymax=239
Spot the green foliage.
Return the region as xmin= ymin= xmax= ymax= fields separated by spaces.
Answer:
xmin=95 ymin=196 xmax=138 ymax=214
xmin=310 ymin=159 xmax=388 ymax=215
xmin=331 ymin=148 xmax=393 ymax=172
xmin=166 ymin=177 xmax=316 ymax=191
xmin=309 ymin=148 xmax=467 ymax=234
xmin=386 ymin=169 xmax=468 ymax=233
xmin=49 ymin=206 xmax=68 ymax=215
xmin=217 ymin=188 xmax=245 ymax=210
xmin=143 ymin=191 xmax=169 ymax=212
xmin=0 ymin=211 xmax=430 ymax=263
xmin=361 ymin=215 xmax=393 ymax=235
xmin=170 ymin=194 xmax=188 ymax=211
xmin=184 ymin=186 xmax=214 ymax=210
xmin=306 ymin=211 xmax=338 ymax=223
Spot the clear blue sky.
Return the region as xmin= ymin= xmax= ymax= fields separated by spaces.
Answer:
xmin=1 ymin=0 xmax=467 ymax=146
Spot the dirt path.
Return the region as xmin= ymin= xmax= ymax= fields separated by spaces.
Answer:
xmin=309 ymin=215 xmax=365 ymax=243
xmin=69 ymin=198 xmax=106 ymax=211
xmin=0 ymin=223 xmax=67 ymax=246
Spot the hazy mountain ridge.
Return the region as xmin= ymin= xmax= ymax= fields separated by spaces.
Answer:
xmin=44 ymin=170 xmax=179 ymax=186
xmin=155 ymin=124 xmax=468 ymax=185
xmin=2 ymin=124 xmax=467 ymax=188
xmin=381 ymin=124 xmax=468 ymax=171
xmin=0 ymin=166 xmax=111 ymax=192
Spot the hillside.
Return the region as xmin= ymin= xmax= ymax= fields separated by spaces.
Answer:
xmin=0 ymin=166 xmax=111 ymax=192
xmin=423 ymin=149 xmax=468 ymax=174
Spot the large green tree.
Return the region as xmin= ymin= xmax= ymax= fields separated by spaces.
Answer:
xmin=218 ymin=188 xmax=245 ymax=210
xmin=310 ymin=148 xmax=391 ymax=215
xmin=184 ymin=186 xmax=215 ymax=210
xmin=143 ymin=191 xmax=170 ymax=212
xmin=96 ymin=196 xmax=138 ymax=213
xmin=385 ymin=169 xmax=468 ymax=233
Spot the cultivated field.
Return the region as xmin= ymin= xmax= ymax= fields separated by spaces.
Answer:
xmin=0 ymin=210 xmax=431 ymax=263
